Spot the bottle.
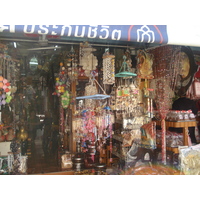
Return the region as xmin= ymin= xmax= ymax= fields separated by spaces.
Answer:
xmin=177 ymin=111 xmax=183 ymax=121
xmin=173 ymin=111 xmax=178 ymax=121
xmin=188 ymin=110 xmax=195 ymax=120
xmin=183 ymin=110 xmax=189 ymax=121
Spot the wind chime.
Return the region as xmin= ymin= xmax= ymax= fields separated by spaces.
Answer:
xmin=114 ymin=51 xmax=138 ymax=116
xmin=75 ymin=73 xmax=112 ymax=163
xmin=114 ymin=51 xmax=143 ymax=157
xmin=79 ymin=42 xmax=98 ymax=78
xmin=102 ymin=48 xmax=115 ymax=85
xmin=73 ymin=48 xmax=116 ymax=164
xmin=65 ymin=46 xmax=79 ymax=81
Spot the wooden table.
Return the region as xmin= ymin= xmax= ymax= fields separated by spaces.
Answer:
xmin=156 ymin=120 xmax=197 ymax=146
xmin=155 ymin=120 xmax=197 ymax=165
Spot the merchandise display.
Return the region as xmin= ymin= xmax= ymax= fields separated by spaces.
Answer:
xmin=1 ymin=31 xmax=200 ymax=175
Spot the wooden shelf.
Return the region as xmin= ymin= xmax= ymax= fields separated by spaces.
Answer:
xmin=156 ymin=145 xmax=179 ymax=154
xmin=156 ymin=120 xmax=197 ymax=128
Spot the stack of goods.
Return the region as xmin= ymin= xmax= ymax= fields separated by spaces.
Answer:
xmin=166 ymin=110 xmax=196 ymax=121
xmin=179 ymin=144 xmax=200 ymax=175
xmin=156 ymin=130 xmax=183 ymax=147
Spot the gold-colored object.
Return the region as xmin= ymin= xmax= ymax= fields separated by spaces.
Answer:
xmin=137 ymin=50 xmax=154 ymax=79
xmin=179 ymin=52 xmax=190 ymax=79
xmin=18 ymin=126 xmax=28 ymax=141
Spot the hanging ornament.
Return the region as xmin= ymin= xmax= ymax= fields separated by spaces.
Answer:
xmin=115 ymin=55 xmax=137 ymax=78
xmin=65 ymin=46 xmax=78 ymax=80
xmin=79 ymin=42 xmax=98 ymax=77
xmin=0 ymin=76 xmax=13 ymax=105
xmin=53 ymin=62 xmax=70 ymax=96
xmin=136 ymin=50 xmax=154 ymax=79
xmin=102 ymin=49 xmax=115 ymax=85
xmin=61 ymin=91 xmax=70 ymax=109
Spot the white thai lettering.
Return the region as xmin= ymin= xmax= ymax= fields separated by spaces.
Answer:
xmin=51 ymin=25 xmax=59 ymax=35
xmin=38 ymin=25 xmax=49 ymax=34
xmin=111 ymin=29 xmax=121 ymax=40
xmin=75 ymin=26 xmax=85 ymax=37
xmin=61 ymin=25 xmax=72 ymax=36
xmin=0 ymin=25 xmax=9 ymax=32
xmin=137 ymin=25 xmax=155 ymax=43
xmin=99 ymin=25 xmax=109 ymax=39
xmin=24 ymin=25 xmax=35 ymax=34
xmin=9 ymin=25 xmax=15 ymax=33
xmin=88 ymin=25 xmax=98 ymax=38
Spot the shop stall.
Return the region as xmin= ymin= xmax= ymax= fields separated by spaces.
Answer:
xmin=1 ymin=25 xmax=200 ymax=175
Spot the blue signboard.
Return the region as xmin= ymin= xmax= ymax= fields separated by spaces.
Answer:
xmin=0 ymin=25 xmax=168 ymax=44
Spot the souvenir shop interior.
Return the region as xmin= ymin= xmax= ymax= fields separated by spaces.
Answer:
xmin=1 ymin=27 xmax=200 ymax=175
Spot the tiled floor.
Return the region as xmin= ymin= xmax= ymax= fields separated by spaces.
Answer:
xmin=27 ymin=142 xmax=60 ymax=175
xmin=27 ymin=156 xmax=60 ymax=174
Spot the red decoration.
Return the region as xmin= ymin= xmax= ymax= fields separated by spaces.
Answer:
xmin=5 ymin=88 xmax=10 ymax=93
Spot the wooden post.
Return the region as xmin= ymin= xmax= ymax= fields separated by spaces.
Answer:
xmin=161 ymin=119 xmax=166 ymax=165
xmin=70 ymin=80 xmax=77 ymax=153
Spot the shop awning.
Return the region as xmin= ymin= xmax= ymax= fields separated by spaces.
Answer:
xmin=1 ymin=25 xmax=200 ymax=47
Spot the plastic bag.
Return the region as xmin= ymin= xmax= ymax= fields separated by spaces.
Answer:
xmin=179 ymin=144 xmax=200 ymax=175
